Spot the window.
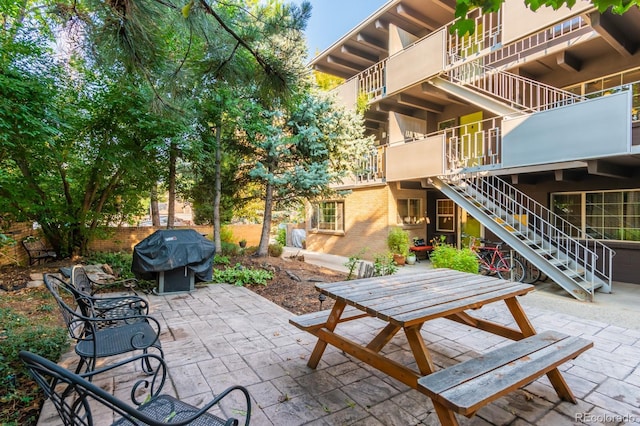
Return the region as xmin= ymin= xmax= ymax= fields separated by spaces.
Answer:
xmin=551 ymin=190 xmax=640 ymax=241
xmin=436 ymin=199 xmax=455 ymax=232
xmin=311 ymin=201 xmax=344 ymax=232
xmin=397 ymin=199 xmax=421 ymax=225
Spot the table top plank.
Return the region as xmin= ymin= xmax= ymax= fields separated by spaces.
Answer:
xmin=316 ymin=269 xmax=534 ymax=327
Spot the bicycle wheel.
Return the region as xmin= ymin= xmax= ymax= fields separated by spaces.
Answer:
xmin=477 ymin=252 xmax=493 ymax=275
xmin=496 ymin=256 xmax=525 ymax=282
xmin=522 ymin=259 xmax=541 ymax=284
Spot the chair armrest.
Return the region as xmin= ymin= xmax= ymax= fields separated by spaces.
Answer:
xmin=91 ymin=295 xmax=150 ymax=317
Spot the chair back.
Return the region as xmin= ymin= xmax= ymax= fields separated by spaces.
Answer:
xmin=43 ymin=274 xmax=89 ymax=336
xmin=19 ymin=350 xmax=167 ymax=426
xmin=71 ymin=265 xmax=93 ymax=295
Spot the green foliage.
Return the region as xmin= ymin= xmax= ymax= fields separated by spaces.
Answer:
xmin=268 ymin=243 xmax=283 ymax=257
xmin=220 ymin=226 xmax=235 ymax=244
xmin=214 ymin=254 xmax=231 ymax=265
xmin=212 ymin=265 xmax=274 ymax=286
xmin=373 ymin=253 xmax=398 ymax=276
xmin=220 ymin=241 xmax=241 ymax=256
xmin=344 ymin=248 xmax=367 ymax=280
xmin=85 ymin=251 xmax=135 ymax=279
xmin=430 ymin=244 xmax=480 ymax=274
xmin=0 ymin=307 xmax=68 ymax=425
xmin=387 ymin=227 xmax=410 ymax=257
xmin=276 ymin=228 xmax=287 ymax=246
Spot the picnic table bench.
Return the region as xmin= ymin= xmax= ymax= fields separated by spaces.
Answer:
xmin=418 ymin=330 xmax=593 ymax=425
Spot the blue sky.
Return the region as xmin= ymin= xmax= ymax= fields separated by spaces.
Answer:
xmin=298 ymin=0 xmax=388 ymax=59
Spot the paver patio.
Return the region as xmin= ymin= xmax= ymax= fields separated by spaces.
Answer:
xmin=37 ymin=282 xmax=640 ymax=426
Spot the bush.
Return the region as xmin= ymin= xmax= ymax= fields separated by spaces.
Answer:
xmin=387 ymin=227 xmax=410 ymax=257
xmin=86 ymin=251 xmax=135 ymax=279
xmin=214 ymin=254 xmax=230 ymax=265
xmin=373 ymin=253 xmax=398 ymax=276
xmin=220 ymin=225 xmax=234 ymax=244
xmin=0 ymin=305 xmax=68 ymax=425
xmin=220 ymin=241 xmax=240 ymax=256
xmin=212 ymin=264 xmax=274 ymax=286
xmin=430 ymin=244 xmax=479 ymax=274
xmin=276 ymin=228 xmax=286 ymax=246
xmin=268 ymin=243 xmax=283 ymax=257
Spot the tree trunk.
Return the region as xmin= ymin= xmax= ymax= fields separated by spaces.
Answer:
xmin=167 ymin=141 xmax=178 ymax=229
xmin=213 ymin=125 xmax=222 ymax=253
xmin=257 ymin=180 xmax=274 ymax=257
xmin=150 ymin=185 xmax=160 ymax=226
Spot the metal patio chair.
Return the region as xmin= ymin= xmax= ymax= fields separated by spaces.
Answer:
xmin=20 ymin=351 xmax=251 ymax=426
xmin=43 ymin=273 xmax=163 ymax=375
xmin=72 ymin=264 xmax=139 ymax=296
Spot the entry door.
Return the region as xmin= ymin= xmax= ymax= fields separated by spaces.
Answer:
xmin=460 ymin=209 xmax=482 ymax=249
xmin=459 ymin=112 xmax=483 ymax=167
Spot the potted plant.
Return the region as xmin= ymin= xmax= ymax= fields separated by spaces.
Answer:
xmin=406 ymin=251 xmax=417 ymax=265
xmin=387 ymin=227 xmax=410 ymax=266
xmin=238 ymin=239 xmax=247 ymax=248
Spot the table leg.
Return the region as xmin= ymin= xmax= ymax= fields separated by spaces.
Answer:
xmin=366 ymin=323 xmax=401 ymax=352
xmin=307 ymin=300 xmax=346 ymax=369
xmin=404 ymin=325 xmax=435 ymax=375
xmin=504 ymin=296 xmax=577 ymax=403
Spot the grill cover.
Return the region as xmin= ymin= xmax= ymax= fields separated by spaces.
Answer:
xmin=132 ymin=229 xmax=215 ymax=282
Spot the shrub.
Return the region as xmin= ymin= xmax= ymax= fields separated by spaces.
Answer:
xmin=373 ymin=253 xmax=398 ymax=276
xmin=220 ymin=241 xmax=240 ymax=256
xmin=268 ymin=243 xmax=283 ymax=257
xmin=387 ymin=227 xmax=410 ymax=257
xmin=212 ymin=265 xmax=274 ymax=286
xmin=220 ymin=225 xmax=234 ymax=243
xmin=0 ymin=305 xmax=68 ymax=425
xmin=214 ymin=254 xmax=230 ymax=265
xmin=244 ymin=245 xmax=259 ymax=256
xmin=430 ymin=244 xmax=479 ymax=274
xmin=86 ymin=251 xmax=135 ymax=279
xmin=276 ymin=228 xmax=286 ymax=246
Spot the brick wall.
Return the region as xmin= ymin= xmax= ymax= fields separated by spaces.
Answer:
xmin=306 ymin=186 xmax=391 ymax=261
xmin=1 ymin=223 xmax=264 ymax=267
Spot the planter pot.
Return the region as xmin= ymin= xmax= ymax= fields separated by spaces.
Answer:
xmin=239 ymin=241 xmax=247 ymax=248
xmin=393 ymin=254 xmax=406 ymax=266
xmin=406 ymin=254 xmax=416 ymax=265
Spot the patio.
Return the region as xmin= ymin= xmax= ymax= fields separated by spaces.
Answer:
xmin=37 ymin=279 xmax=640 ymax=425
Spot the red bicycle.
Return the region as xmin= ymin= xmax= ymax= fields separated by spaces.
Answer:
xmin=469 ymin=237 xmax=525 ymax=282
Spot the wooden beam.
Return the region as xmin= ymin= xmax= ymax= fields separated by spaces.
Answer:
xmin=433 ymin=0 xmax=456 ymax=13
xmin=327 ymin=55 xmax=363 ymax=73
xmin=398 ymin=94 xmax=444 ymax=113
xmin=375 ymin=19 xmax=388 ymax=32
xmin=556 ymin=51 xmax=582 ymax=72
xmin=421 ymin=82 xmax=469 ymax=106
xmin=555 ymin=169 xmax=583 ymax=182
xmin=356 ymin=32 xmax=387 ymax=51
xmin=590 ymin=12 xmax=637 ymax=56
xmin=587 ymin=160 xmax=633 ymax=179
xmin=312 ymin=64 xmax=352 ymax=80
xmin=396 ymin=4 xmax=438 ymax=31
xmin=340 ymin=45 xmax=379 ymax=63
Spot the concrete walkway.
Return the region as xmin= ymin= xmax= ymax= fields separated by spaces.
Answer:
xmin=38 ymin=254 xmax=640 ymax=426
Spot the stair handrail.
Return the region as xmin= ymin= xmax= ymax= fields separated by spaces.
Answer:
xmin=462 ymin=174 xmax=614 ymax=291
xmin=445 ymin=61 xmax=586 ymax=112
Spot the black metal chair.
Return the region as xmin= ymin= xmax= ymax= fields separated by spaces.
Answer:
xmin=72 ymin=264 xmax=139 ymax=296
xmin=20 ymin=351 xmax=251 ymax=426
xmin=64 ymin=268 xmax=150 ymax=329
xmin=43 ymin=273 xmax=164 ymax=375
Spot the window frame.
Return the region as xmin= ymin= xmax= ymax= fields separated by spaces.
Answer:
xmin=436 ymin=199 xmax=455 ymax=232
xmin=397 ymin=198 xmax=423 ymax=226
xmin=310 ymin=200 xmax=345 ymax=234
xmin=551 ymin=189 xmax=640 ymax=242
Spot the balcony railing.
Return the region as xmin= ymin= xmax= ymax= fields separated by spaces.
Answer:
xmin=445 ymin=10 xmax=501 ymax=66
xmin=584 ymin=81 xmax=640 ymax=123
xmin=441 ymin=117 xmax=504 ymax=172
xmin=358 ymin=60 xmax=386 ymax=102
xmin=446 ymin=61 xmax=586 ymax=112
xmin=354 ymin=145 xmax=386 ymax=183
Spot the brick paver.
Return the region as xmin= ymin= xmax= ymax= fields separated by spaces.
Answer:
xmin=37 ymin=283 xmax=640 ymax=426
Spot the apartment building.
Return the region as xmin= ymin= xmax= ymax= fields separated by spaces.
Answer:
xmin=304 ymin=0 xmax=640 ymax=300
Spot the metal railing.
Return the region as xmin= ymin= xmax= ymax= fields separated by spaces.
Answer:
xmin=485 ymin=16 xmax=591 ymax=66
xmin=355 ymin=145 xmax=386 ymax=183
xmin=439 ymin=117 xmax=503 ymax=171
xmin=358 ymin=60 xmax=386 ymax=101
xmin=446 ymin=61 xmax=586 ymax=112
xmin=463 ymin=174 xmax=614 ymax=297
xmin=445 ymin=10 xmax=501 ymax=65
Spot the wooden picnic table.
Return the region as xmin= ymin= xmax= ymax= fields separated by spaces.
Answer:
xmin=290 ymin=268 xmax=592 ymax=425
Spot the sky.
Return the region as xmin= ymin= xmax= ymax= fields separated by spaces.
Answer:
xmin=298 ymin=0 xmax=389 ymax=60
